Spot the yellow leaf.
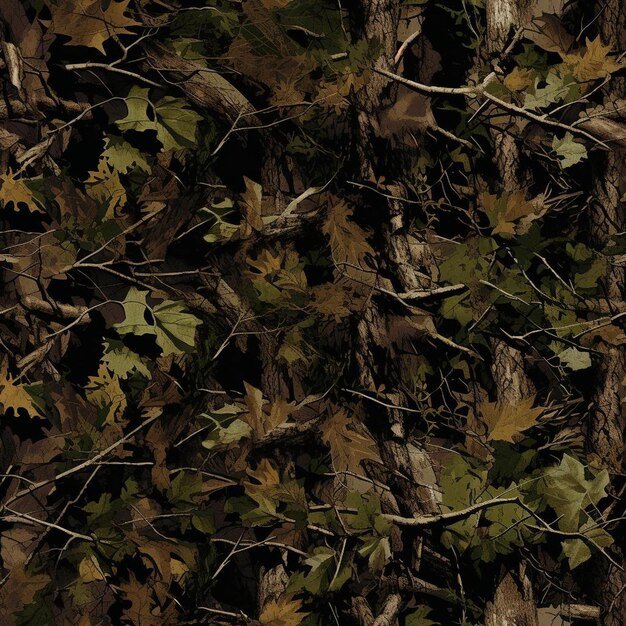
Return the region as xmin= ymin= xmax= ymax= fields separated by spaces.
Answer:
xmin=259 ymin=594 xmax=309 ymax=626
xmin=563 ymin=37 xmax=624 ymax=82
xmin=85 ymin=158 xmax=127 ymax=218
xmin=85 ymin=364 xmax=127 ymax=423
xmin=0 ymin=366 xmax=39 ymax=416
xmin=247 ymin=249 xmax=283 ymax=276
xmin=504 ymin=67 xmax=535 ymax=92
xmin=49 ymin=0 xmax=141 ymax=54
xmin=79 ymin=555 xmax=105 ymax=582
xmin=479 ymin=396 xmax=543 ymax=443
xmin=0 ymin=170 xmax=44 ymax=212
xmin=244 ymin=458 xmax=282 ymax=516
xmin=480 ymin=191 xmax=547 ymax=236
xmin=170 ymin=557 xmax=188 ymax=581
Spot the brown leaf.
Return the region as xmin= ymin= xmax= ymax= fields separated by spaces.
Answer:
xmin=563 ymin=37 xmax=625 ymax=82
xmin=479 ymin=396 xmax=543 ymax=443
xmin=49 ymin=0 xmax=141 ymax=54
xmin=259 ymin=594 xmax=309 ymax=626
xmin=240 ymin=382 xmax=295 ymax=439
xmin=240 ymin=176 xmax=264 ymax=237
xmin=323 ymin=198 xmax=374 ymax=266
xmin=85 ymin=364 xmax=127 ymax=424
xmin=0 ymin=366 xmax=39 ymax=416
xmin=320 ymin=407 xmax=381 ymax=474
xmin=0 ymin=170 xmax=43 ymax=212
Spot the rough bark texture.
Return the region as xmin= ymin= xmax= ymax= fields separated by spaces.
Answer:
xmin=586 ymin=4 xmax=626 ymax=624
xmin=484 ymin=2 xmax=539 ymax=625
xmin=2 ymin=1 xmax=625 ymax=624
xmin=485 ymin=564 xmax=539 ymax=626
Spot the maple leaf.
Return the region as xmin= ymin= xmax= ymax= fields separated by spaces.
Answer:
xmin=561 ymin=520 xmax=613 ymax=569
xmin=563 ymin=37 xmax=625 ymax=82
xmin=49 ymin=0 xmax=141 ymax=54
xmin=258 ymin=594 xmax=309 ymax=626
xmin=244 ymin=458 xmax=282 ymax=516
xmin=323 ymin=199 xmax=374 ymax=266
xmin=239 ymin=382 xmax=295 ymax=438
xmin=480 ymin=191 xmax=548 ymax=236
xmin=538 ymin=454 xmax=609 ymax=531
xmin=320 ymin=408 xmax=380 ymax=473
xmin=479 ymin=396 xmax=543 ymax=443
xmin=0 ymin=366 xmax=40 ymax=416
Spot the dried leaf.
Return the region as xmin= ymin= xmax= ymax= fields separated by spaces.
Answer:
xmin=258 ymin=594 xmax=309 ymax=626
xmin=49 ymin=0 xmax=140 ymax=53
xmin=0 ymin=366 xmax=39 ymax=416
xmin=323 ymin=199 xmax=374 ymax=266
xmin=479 ymin=396 xmax=543 ymax=443
xmin=320 ymin=408 xmax=381 ymax=473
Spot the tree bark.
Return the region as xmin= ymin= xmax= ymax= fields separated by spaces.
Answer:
xmin=586 ymin=2 xmax=626 ymax=623
xmin=483 ymin=2 xmax=539 ymax=625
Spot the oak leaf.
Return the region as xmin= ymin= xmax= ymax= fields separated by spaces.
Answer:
xmin=0 ymin=170 xmax=44 ymax=212
xmin=563 ymin=37 xmax=624 ymax=82
xmin=85 ymin=158 xmax=127 ymax=219
xmin=49 ymin=0 xmax=141 ymax=54
xmin=320 ymin=408 xmax=380 ymax=473
xmin=323 ymin=199 xmax=374 ymax=266
xmin=85 ymin=364 xmax=127 ymax=424
xmin=0 ymin=366 xmax=39 ymax=416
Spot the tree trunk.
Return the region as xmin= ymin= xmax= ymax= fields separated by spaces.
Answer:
xmin=586 ymin=2 xmax=626 ymax=623
xmin=483 ymin=2 xmax=539 ymax=625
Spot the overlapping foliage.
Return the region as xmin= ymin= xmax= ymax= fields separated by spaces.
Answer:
xmin=1 ymin=0 xmax=625 ymax=624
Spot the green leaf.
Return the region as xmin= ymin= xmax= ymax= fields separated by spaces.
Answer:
xmin=201 ymin=408 xmax=252 ymax=450
xmin=114 ymin=287 xmax=202 ymax=355
xmin=558 ymin=347 xmax=592 ymax=371
xmin=191 ymin=510 xmax=215 ymax=534
xmin=102 ymin=340 xmax=151 ymax=379
xmin=101 ymin=135 xmax=151 ymax=173
xmin=406 ymin=605 xmax=439 ymax=626
xmin=168 ymin=471 xmax=203 ymax=505
xmin=363 ymin=536 xmax=391 ymax=573
xmin=115 ymin=87 xmax=202 ymax=151
xmin=287 ymin=546 xmax=350 ymax=595
xmin=537 ymin=455 xmax=609 ymax=531
xmin=561 ymin=521 xmax=613 ymax=569
xmin=552 ymin=132 xmax=587 ymax=168
xmin=524 ymin=72 xmax=570 ymax=110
